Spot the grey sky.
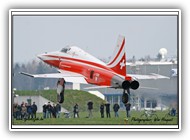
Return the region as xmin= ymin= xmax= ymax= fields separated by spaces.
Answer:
xmin=13 ymin=15 xmax=177 ymax=63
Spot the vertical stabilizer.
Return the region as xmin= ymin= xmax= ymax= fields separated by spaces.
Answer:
xmin=107 ymin=35 xmax=126 ymax=77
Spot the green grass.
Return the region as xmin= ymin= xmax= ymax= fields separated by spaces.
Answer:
xmin=13 ymin=110 xmax=178 ymax=125
xmin=15 ymin=89 xmax=105 ymax=112
xmin=13 ymin=90 xmax=178 ymax=126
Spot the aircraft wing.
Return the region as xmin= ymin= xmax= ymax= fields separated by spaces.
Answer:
xmin=128 ymin=73 xmax=170 ymax=80
xmin=20 ymin=71 xmax=88 ymax=84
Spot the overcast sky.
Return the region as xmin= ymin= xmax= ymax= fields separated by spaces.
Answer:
xmin=13 ymin=15 xmax=177 ymax=64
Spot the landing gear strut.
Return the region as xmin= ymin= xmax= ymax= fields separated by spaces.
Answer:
xmin=122 ymin=89 xmax=130 ymax=104
xmin=59 ymin=91 xmax=64 ymax=103
xmin=57 ymin=90 xmax=64 ymax=104
xmin=57 ymin=78 xmax=65 ymax=104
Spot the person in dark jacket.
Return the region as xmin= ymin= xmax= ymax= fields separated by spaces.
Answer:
xmin=56 ymin=102 xmax=61 ymax=118
xmin=113 ymin=103 xmax=120 ymax=117
xmin=42 ymin=103 xmax=47 ymax=119
xmin=27 ymin=103 xmax=33 ymax=119
xmin=105 ymin=102 xmax=111 ymax=118
xmin=100 ymin=103 xmax=104 ymax=118
xmin=87 ymin=100 xmax=93 ymax=118
xmin=46 ymin=102 xmax=52 ymax=118
xmin=73 ymin=103 xmax=79 ymax=118
xmin=52 ymin=104 xmax=57 ymax=118
xmin=125 ymin=102 xmax=131 ymax=118
xmin=32 ymin=102 xmax=37 ymax=119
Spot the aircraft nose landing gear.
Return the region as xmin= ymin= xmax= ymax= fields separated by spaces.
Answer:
xmin=57 ymin=78 xmax=65 ymax=104
xmin=58 ymin=92 xmax=64 ymax=103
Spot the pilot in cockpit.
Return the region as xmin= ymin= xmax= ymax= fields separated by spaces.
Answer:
xmin=60 ymin=46 xmax=83 ymax=58
xmin=61 ymin=46 xmax=71 ymax=53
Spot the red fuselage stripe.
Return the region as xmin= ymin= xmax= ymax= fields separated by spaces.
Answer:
xmin=45 ymin=55 xmax=112 ymax=71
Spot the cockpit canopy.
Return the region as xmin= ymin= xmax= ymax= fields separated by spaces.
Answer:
xmin=60 ymin=46 xmax=85 ymax=55
xmin=59 ymin=45 xmax=106 ymax=66
xmin=60 ymin=46 xmax=71 ymax=53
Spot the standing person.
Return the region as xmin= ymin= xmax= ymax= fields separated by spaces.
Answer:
xmin=42 ymin=103 xmax=47 ymax=119
xmin=113 ymin=103 xmax=120 ymax=117
xmin=21 ymin=101 xmax=25 ymax=107
xmin=21 ymin=104 xmax=27 ymax=120
xmin=56 ymin=102 xmax=61 ymax=118
xmin=52 ymin=104 xmax=57 ymax=118
xmin=17 ymin=104 xmax=22 ymax=119
xmin=13 ymin=103 xmax=17 ymax=119
xmin=87 ymin=100 xmax=93 ymax=118
xmin=73 ymin=103 xmax=79 ymax=118
xmin=171 ymin=107 xmax=176 ymax=116
xmin=46 ymin=102 xmax=52 ymax=118
xmin=26 ymin=103 xmax=32 ymax=119
xmin=57 ymin=78 xmax=66 ymax=104
xmin=100 ymin=103 xmax=104 ymax=118
xmin=125 ymin=102 xmax=131 ymax=118
xmin=32 ymin=102 xmax=37 ymax=119
xmin=13 ymin=103 xmax=20 ymax=119
xmin=105 ymin=102 xmax=111 ymax=118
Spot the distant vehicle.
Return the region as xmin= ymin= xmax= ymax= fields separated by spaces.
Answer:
xmin=20 ymin=35 xmax=169 ymax=104
xmin=44 ymin=87 xmax=50 ymax=90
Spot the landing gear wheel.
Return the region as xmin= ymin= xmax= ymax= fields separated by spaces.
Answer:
xmin=122 ymin=92 xmax=129 ymax=104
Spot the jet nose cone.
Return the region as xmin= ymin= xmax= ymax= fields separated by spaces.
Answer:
xmin=37 ymin=53 xmax=46 ymax=60
xmin=37 ymin=54 xmax=43 ymax=60
xmin=37 ymin=52 xmax=49 ymax=61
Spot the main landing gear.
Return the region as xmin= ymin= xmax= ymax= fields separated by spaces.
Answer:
xmin=122 ymin=89 xmax=130 ymax=104
xmin=121 ymin=80 xmax=139 ymax=104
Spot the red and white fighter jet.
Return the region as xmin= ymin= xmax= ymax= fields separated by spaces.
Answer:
xmin=21 ymin=35 xmax=168 ymax=103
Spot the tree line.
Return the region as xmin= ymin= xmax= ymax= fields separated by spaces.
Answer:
xmin=12 ymin=60 xmax=57 ymax=90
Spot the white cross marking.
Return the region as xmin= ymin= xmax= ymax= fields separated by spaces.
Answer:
xmin=120 ymin=59 xmax=125 ymax=69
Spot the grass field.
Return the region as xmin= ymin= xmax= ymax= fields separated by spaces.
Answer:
xmin=12 ymin=110 xmax=178 ymax=125
xmin=15 ymin=90 xmax=105 ymax=112
xmin=13 ymin=90 xmax=178 ymax=126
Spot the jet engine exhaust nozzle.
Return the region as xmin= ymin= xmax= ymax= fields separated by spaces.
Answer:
xmin=122 ymin=80 xmax=130 ymax=89
xmin=130 ymin=80 xmax=139 ymax=90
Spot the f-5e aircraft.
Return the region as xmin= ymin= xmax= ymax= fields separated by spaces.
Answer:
xmin=20 ymin=35 xmax=169 ymax=104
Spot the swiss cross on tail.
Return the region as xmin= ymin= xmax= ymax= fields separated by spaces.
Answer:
xmin=107 ymin=35 xmax=126 ymax=77
xmin=120 ymin=59 xmax=125 ymax=69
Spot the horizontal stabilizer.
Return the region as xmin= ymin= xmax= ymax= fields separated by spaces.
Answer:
xmin=140 ymin=86 xmax=158 ymax=90
xmin=129 ymin=73 xmax=170 ymax=80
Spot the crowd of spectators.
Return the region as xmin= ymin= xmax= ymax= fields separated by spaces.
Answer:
xmin=13 ymin=101 xmax=38 ymax=120
xmin=99 ymin=102 xmax=120 ymax=118
xmin=13 ymin=100 xmax=132 ymax=120
xmin=43 ymin=102 xmax=61 ymax=118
